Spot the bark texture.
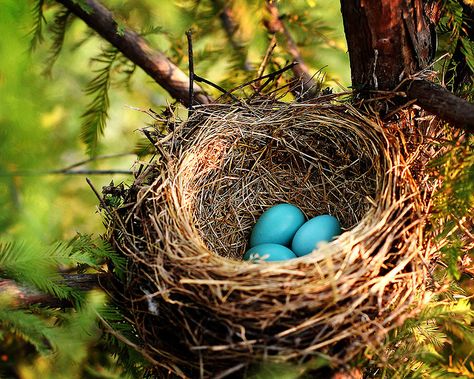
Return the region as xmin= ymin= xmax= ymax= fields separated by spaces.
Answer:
xmin=406 ymin=80 xmax=474 ymax=133
xmin=340 ymin=0 xmax=473 ymax=131
xmin=56 ymin=0 xmax=212 ymax=106
xmin=340 ymin=0 xmax=436 ymax=90
xmin=0 ymin=274 xmax=105 ymax=308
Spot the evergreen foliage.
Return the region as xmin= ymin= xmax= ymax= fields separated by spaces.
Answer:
xmin=430 ymin=136 xmax=473 ymax=280
xmin=1 ymin=241 xmax=87 ymax=302
xmin=366 ymin=295 xmax=474 ymax=378
xmin=80 ymin=46 xmax=119 ymax=157
xmin=0 ymin=235 xmax=138 ymax=378
xmin=437 ymin=0 xmax=474 ymax=93
xmin=43 ymin=6 xmax=72 ymax=76
xmin=29 ymin=0 xmax=46 ymax=52
xmin=2 ymin=0 xmax=471 ymax=377
xmin=68 ymin=234 xmax=126 ymax=279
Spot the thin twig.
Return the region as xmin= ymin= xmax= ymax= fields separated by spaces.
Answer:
xmin=186 ymin=30 xmax=195 ymax=110
xmin=53 ymin=169 xmax=132 ymax=175
xmin=86 ymin=177 xmax=114 ymax=215
xmin=228 ymin=61 xmax=298 ymax=94
xmin=1 ymin=169 xmax=132 ymax=177
xmin=58 ymin=152 xmax=134 ymax=171
xmin=194 ymin=74 xmax=240 ymax=102
xmin=256 ymin=36 xmax=277 ymax=81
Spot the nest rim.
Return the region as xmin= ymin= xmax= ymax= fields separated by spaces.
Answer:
xmin=111 ymin=98 xmax=436 ymax=377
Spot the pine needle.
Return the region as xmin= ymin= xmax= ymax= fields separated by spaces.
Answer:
xmin=29 ymin=0 xmax=46 ymax=52
xmin=43 ymin=6 xmax=72 ymax=77
xmin=80 ymin=46 xmax=119 ymax=157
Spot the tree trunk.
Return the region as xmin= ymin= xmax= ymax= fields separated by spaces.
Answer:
xmin=340 ymin=0 xmax=474 ymax=132
xmin=340 ymin=0 xmax=437 ymax=91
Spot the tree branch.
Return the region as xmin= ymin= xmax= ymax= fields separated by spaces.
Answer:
xmin=55 ymin=0 xmax=213 ymax=106
xmin=405 ymin=79 xmax=474 ymax=133
xmin=340 ymin=0 xmax=473 ymax=132
xmin=264 ymin=0 xmax=319 ymax=98
xmin=0 ymin=274 xmax=106 ymax=308
xmin=211 ymin=0 xmax=252 ymax=71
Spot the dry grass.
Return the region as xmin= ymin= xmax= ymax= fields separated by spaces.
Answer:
xmin=109 ymin=98 xmax=441 ymax=378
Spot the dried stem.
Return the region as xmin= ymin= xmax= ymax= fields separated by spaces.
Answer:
xmin=186 ymin=30 xmax=195 ymax=110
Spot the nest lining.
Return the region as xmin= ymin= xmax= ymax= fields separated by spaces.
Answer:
xmin=111 ymin=100 xmax=435 ymax=377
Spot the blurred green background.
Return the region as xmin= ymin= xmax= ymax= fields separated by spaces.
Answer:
xmin=0 ymin=0 xmax=349 ymax=246
xmin=0 ymin=2 xmax=349 ymax=376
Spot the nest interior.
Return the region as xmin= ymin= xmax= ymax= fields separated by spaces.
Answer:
xmin=111 ymin=100 xmax=435 ymax=377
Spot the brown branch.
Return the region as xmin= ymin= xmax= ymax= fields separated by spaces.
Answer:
xmin=55 ymin=0 xmax=213 ymax=106
xmin=0 ymin=274 xmax=106 ymax=308
xmin=340 ymin=0 xmax=473 ymax=132
xmin=264 ymin=0 xmax=319 ymax=98
xmin=212 ymin=0 xmax=252 ymax=71
xmin=405 ymin=79 xmax=474 ymax=133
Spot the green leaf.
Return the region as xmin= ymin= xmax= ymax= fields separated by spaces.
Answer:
xmin=80 ymin=46 xmax=119 ymax=156
xmin=461 ymin=37 xmax=474 ymax=74
xmin=72 ymin=0 xmax=92 ymax=14
xmin=43 ymin=7 xmax=72 ymax=77
xmin=0 ymin=305 xmax=53 ymax=354
xmin=0 ymin=240 xmax=99 ymax=302
xmin=69 ymin=234 xmax=126 ymax=279
xmin=0 ymin=292 xmax=106 ymax=376
xmin=29 ymin=0 xmax=46 ymax=52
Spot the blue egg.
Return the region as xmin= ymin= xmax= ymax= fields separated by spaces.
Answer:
xmin=250 ymin=204 xmax=305 ymax=247
xmin=243 ymin=243 xmax=297 ymax=262
xmin=291 ymin=215 xmax=341 ymax=257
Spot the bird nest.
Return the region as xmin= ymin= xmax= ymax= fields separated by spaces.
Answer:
xmin=108 ymin=98 xmax=437 ymax=378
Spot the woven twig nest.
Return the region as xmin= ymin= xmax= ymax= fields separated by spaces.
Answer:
xmin=110 ymin=99 xmax=436 ymax=377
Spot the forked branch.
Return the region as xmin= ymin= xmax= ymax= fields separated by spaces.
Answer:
xmin=341 ymin=0 xmax=473 ymax=132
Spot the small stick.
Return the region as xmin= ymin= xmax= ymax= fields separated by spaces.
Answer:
xmin=194 ymin=74 xmax=240 ymax=102
xmin=142 ymin=129 xmax=159 ymax=152
xmin=228 ymin=61 xmax=298 ymax=94
xmin=86 ymin=177 xmax=114 ymax=215
xmin=55 ymin=152 xmax=134 ymax=171
xmin=264 ymin=0 xmax=319 ymax=97
xmin=186 ymin=30 xmax=195 ymax=111
xmin=1 ymin=169 xmax=132 ymax=177
xmin=256 ymin=36 xmax=277 ymax=83
xmin=53 ymin=169 xmax=132 ymax=175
